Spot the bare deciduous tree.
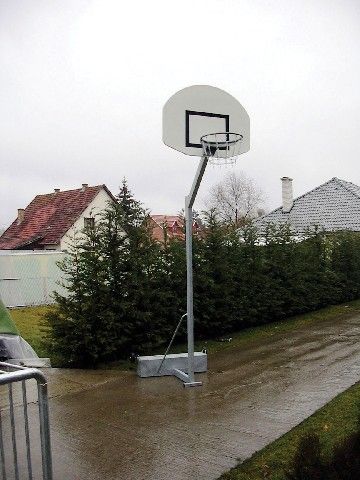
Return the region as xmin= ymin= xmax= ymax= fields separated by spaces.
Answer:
xmin=206 ymin=171 xmax=265 ymax=226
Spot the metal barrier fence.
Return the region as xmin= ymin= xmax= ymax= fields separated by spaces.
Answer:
xmin=0 ymin=363 xmax=52 ymax=480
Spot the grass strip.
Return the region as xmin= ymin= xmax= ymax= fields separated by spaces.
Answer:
xmin=219 ymin=381 xmax=360 ymax=480
xmin=10 ymin=305 xmax=53 ymax=358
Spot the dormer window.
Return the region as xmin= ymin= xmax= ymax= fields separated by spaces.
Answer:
xmin=84 ymin=217 xmax=95 ymax=229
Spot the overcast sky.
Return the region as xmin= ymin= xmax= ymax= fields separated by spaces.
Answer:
xmin=1 ymin=0 xmax=360 ymax=228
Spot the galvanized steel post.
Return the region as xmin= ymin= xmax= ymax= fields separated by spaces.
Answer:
xmin=185 ymin=155 xmax=208 ymax=386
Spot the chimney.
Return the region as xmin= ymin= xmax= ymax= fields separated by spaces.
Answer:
xmin=17 ymin=208 xmax=25 ymax=224
xmin=54 ymin=188 xmax=60 ymax=193
xmin=281 ymin=177 xmax=293 ymax=213
xmin=81 ymin=183 xmax=88 ymax=192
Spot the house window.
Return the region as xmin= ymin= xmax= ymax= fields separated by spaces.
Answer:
xmin=84 ymin=217 xmax=95 ymax=229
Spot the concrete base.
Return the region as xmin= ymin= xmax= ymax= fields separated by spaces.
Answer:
xmin=137 ymin=352 xmax=207 ymax=378
xmin=7 ymin=358 xmax=51 ymax=368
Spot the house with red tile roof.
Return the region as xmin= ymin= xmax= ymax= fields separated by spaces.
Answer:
xmin=150 ymin=215 xmax=199 ymax=243
xmin=0 ymin=184 xmax=115 ymax=251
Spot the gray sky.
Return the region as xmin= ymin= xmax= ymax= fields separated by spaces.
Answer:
xmin=1 ymin=0 xmax=360 ymax=228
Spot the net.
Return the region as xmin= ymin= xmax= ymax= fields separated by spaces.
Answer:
xmin=200 ymin=132 xmax=243 ymax=165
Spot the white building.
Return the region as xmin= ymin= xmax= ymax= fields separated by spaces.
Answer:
xmin=254 ymin=177 xmax=360 ymax=234
xmin=0 ymin=184 xmax=115 ymax=251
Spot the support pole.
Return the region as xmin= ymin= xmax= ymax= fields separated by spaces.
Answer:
xmin=185 ymin=155 xmax=208 ymax=386
xmin=136 ymin=155 xmax=209 ymax=386
xmin=185 ymin=198 xmax=194 ymax=383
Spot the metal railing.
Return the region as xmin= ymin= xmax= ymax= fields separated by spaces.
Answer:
xmin=0 ymin=362 xmax=52 ymax=480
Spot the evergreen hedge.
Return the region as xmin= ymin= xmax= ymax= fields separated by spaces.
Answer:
xmin=46 ymin=183 xmax=360 ymax=367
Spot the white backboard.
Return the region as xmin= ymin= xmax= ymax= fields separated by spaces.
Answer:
xmin=163 ymin=85 xmax=250 ymax=157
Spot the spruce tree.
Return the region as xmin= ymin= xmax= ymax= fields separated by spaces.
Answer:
xmin=47 ymin=180 xmax=165 ymax=366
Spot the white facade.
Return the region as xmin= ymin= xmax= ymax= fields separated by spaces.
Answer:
xmin=0 ymin=250 xmax=67 ymax=307
xmin=60 ymin=188 xmax=114 ymax=250
xmin=0 ymin=188 xmax=115 ymax=306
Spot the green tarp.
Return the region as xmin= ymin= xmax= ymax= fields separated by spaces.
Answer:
xmin=0 ymin=298 xmax=19 ymax=335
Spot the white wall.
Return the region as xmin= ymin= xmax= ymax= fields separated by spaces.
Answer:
xmin=60 ymin=188 xmax=114 ymax=250
xmin=0 ymin=251 xmax=67 ymax=307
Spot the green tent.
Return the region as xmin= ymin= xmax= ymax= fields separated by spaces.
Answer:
xmin=0 ymin=298 xmax=19 ymax=335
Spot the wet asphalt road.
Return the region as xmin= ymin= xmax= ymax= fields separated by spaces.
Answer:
xmin=1 ymin=311 xmax=360 ymax=480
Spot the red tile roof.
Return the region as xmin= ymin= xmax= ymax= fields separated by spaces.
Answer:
xmin=150 ymin=215 xmax=200 ymax=243
xmin=0 ymin=185 xmax=113 ymax=250
xmin=151 ymin=215 xmax=183 ymax=228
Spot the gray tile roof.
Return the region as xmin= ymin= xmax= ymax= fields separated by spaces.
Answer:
xmin=253 ymin=177 xmax=360 ymax=233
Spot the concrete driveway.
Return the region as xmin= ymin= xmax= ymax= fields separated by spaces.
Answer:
xmin=2 ymin=311 xmax=360 ymax=480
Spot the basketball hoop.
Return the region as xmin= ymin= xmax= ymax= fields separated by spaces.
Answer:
xmin=201 ymin=132 xmax=243 ymax=165
xmin=138 ymin=87 xmax=250 ymax=387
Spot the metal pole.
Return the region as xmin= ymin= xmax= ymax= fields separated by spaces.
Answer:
xmin=22 ymin=380 xmax=33 ymax=480
xmin=0 ymin=409 xmax=7 ymax=480
xmin=185 ymin=198 xmax=195 ymax=383
xmin=9 ymin=383 xmax=19 ymax=480
xmin=185 ymin=155 xmax=208 ymax=386
xmin=37 ymin=382 xmax=53 ymax=480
